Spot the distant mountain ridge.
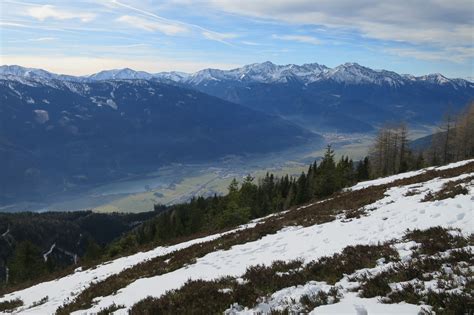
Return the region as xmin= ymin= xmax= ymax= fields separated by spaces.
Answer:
xmin=3 ymin=63 xmax=472 ymax=134
xmin=1 ymin=62 xmax=471 ymax=88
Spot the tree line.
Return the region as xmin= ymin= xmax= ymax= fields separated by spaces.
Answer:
xmin=107 ymin=145 xmax=369 ymax=256
xmin=368 ymin=101 xmax=474 ymax=178
xmin=429 ymin=102 xmax=474 ymax=165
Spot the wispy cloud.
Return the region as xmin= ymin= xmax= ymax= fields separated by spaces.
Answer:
xmin=386 ymin=46 xmax=474 ymax=63
xmin=205 ymin=0 xmax=473 ymax=51
xmin=109 ymin=43 xmax=149 ymax=48
xmin=116 ymin=15 xmax=188 ymax=35
xmin=0 ymin=20 xmax=80 ymax=33
xmin=8 ymin=37 xmax=57 ymax=43
xmin=241 ymin=41 xmax=261 ymax=46
xmin=108 ymin=0 xmax=237 ymax=45
xmin=26 ymin=5 xmax=96 ymax=22
xmin=0 ymin=21 xmax=29 ymax=28
xmin=31 ymin=37 xmax=56 ymax=41
xmin=202 ymin=31 xmax=238 ymax=41
xmin=272 ymin=34 xmax=321 ymax=45
xmin=2 ymin=0 xmax=472 ymax=77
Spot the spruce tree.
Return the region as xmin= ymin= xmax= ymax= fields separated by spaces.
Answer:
xmin=316 ymin=145 xmax=337 ymax=197
xmin=8 ymin=241 xmax=46 ymax=284
xmin=356 ymin=157 xmax=370 ymax=181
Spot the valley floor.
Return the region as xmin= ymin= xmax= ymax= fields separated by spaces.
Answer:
xmin=1 ymin=160 xmax=472 ymax=314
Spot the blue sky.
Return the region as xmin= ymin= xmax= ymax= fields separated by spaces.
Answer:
xmin=1 ymin=0 xmax=473 ymax=77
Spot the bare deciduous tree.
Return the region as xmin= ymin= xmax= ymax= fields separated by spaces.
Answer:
xmin=369 ymin=123 xmax=410 ymax=177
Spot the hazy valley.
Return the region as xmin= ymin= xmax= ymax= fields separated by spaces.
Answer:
xmin=1 ymin=62 xmax=472 ymax=212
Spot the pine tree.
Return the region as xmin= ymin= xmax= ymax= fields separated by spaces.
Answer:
xmin=295 ymin=172 xmax=308 ymax=204
xmin=414 ymin=152 xmax=425 ymax=169
xmin=83 ymin=238 xmax=102 ymax=263
xmin=228 ymin=178 xmax=239 ymax=195
xmin=356 ymin=157 xmax=370 ymax=181
xmin=8 ymin=241 xmax=46 ymax=284
xmin=315 ymin=145 xmax=337 ymax=197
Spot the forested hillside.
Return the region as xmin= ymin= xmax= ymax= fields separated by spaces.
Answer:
xmin=0 ymin=211 xmax=158 ymax=287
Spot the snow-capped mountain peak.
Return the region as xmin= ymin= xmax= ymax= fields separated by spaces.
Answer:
xmin=0 ymin=65 xmax=78 ymax=82
xmin=321 ymin=62 xmax=405 ymax=86
xmin=153 ymin=71 xmax=190 ymax=82
xmin=0 ymin=65 xmax=52 ymax=78
xmin=183 ymin=61 xmax=330 ymax=85
xmin=87 ymin=68 xmax=154 ymax=80
xmin=419 ymin=73 xmax=451 ymax=84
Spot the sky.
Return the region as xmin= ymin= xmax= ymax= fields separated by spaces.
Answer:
xmin=0 ymin=0 xmax=473 ymax=78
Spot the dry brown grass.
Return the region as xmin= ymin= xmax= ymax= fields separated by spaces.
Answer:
xmin=0 ymin=298 xmax=23 ymax=312
xmin=422 ymin=176 xmax=472 ymax=202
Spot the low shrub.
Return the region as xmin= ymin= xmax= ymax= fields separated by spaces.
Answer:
xmin=0 ymin=298 xmax=23 ymax=312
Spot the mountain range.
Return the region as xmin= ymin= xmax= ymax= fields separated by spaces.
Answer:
xmin=1 ymin=62 xmax=471 ymax=87
xmin=1 ymin=62 xmax=473 ymax=205
xmin=3 ymin=62 xmax=472 ymax=133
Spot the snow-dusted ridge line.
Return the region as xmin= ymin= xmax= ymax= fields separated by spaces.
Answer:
xmin=1 ymin=62 xmax=472 ymax=87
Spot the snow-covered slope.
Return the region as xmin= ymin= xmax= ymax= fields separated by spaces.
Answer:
xmin=87 ymin=68 xmax=154 ymax=80
xmin=1 ymin=160 xmax=472 ymax=314
xmin=0 ymin=65 xmax=80 ymax=82
xmin=350 ymin=159 xmax=474 ymax=191
xmin=177 ymin=61 xmax=471 ymax=87
xmin=318 ymin=63 xmax=406 ymax=86
xmin=153 ymin=71 xmax=190 ymax=82
xmin=183 ymin=61 xmax=329 ymax=85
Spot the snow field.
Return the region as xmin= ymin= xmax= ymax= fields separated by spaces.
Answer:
xmin=0 ymin=222 xmax=258 ymax=314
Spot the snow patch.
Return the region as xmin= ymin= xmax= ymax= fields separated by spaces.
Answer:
xmin=106 ymin=99 xmax=117 ymax=110
xmin=33 ymin=109 xmax=49 ymax=124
